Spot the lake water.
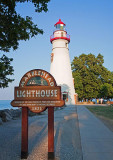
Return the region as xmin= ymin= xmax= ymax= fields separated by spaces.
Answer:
xmin=0 ymin=100 xmax=18 ymax=110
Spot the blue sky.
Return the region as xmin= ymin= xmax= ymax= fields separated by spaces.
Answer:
xmin=0 ymin=0 xmax=113 ymax=100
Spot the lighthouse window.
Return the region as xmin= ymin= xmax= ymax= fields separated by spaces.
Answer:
xmin=65 ymin=43 xmax=68 ymax=48
xmin=60 ymin=24 xmax=64 ymax=30
xmin=51 ymin=53 xmax=54 ymax=63
xmin=56 ymin=24 xmax=60 ymax=30
xmin=61 ymin=32 xmax=63 ymax=37
xmin=27 ymin=77 xmax=48 ymax=86
xmin=56 ymin=24 xmax=65 ymax=30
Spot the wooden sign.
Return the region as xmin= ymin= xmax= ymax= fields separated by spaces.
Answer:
xmin=11 ymin=69 xmax=65 ymax=113
xmin=11 ymin=69 xmax=65 ymax=159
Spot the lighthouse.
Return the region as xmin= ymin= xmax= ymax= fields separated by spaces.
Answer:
xmin=50 ymin=19 xmax=77 ymax=105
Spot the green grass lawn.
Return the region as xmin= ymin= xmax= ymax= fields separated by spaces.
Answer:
xmin=87 ymin=105 xmax=113 ymax=120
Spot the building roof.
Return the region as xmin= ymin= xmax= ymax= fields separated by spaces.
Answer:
xmin=54 ymin=19 xmax=66 ymax=26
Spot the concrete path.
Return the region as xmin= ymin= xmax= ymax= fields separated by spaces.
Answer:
xmin=77 ymin=105 xmax=113 ymax=160
xmin=0 ymin=105 xmax=82 ymax=160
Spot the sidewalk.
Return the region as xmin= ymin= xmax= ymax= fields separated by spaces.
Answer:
xmin=0 ymin=105 xmax=82 ymax=160
xmin=77 ymin=105 xmax=113 ymax=160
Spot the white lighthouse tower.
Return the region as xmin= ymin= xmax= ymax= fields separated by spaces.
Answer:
xmin=50 ymin=19 xmax=77 ymax=105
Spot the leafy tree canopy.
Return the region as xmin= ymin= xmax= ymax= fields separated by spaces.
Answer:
xmin=0 ymin=0 xmax=50 ymax=88
xmin=0 ymin=55 xmax=14 ymax=88
xmin=99 ymin=83 xmax=113 ymax=100
xmin=72 ymin=53 xmax=113 ymax=100
xmin=0 ymin=0 xmax=50 ymax=52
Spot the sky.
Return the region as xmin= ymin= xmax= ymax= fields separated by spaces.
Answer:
xmin=0 ymin=0 xmax=113 ymax=100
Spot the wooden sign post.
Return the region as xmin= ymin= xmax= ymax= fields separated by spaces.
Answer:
xmin=48 ymin=107 xmax=54 ymax=158
xmin=21 ymin=107 xmax=28 ymax=158
xmin=11 ymin=69 xmax=65 ymax=159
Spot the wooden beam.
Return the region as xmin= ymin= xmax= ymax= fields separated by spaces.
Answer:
xmin=48 ymin=107 xmax=54 ymax=159
xmin=21 ymin=107 xmax=28 ymax=159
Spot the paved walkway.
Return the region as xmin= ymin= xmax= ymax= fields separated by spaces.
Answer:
xmin=77 ymin=105 xmax=113 ymax=160
xmin=0 ymin=106 xmax=82 ymax=160
xmin=1 ymin=105 xmax=113 ymax=160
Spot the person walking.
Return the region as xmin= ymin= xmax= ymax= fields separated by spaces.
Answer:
xmin=100 ymin=98 xmax=103 ymax=104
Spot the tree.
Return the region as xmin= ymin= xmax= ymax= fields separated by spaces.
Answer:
xmin=0 ymin=0 xmax=50 ymax=88
xmin=72 ymin=53 xmax=113 ymax=101
xmin=0 ymin=55 xmax=14 ymax=88
xmin=99 ymin=83 xmax=113 ymax=100
xmin=72 ymin=71 xmax=83 ymax=100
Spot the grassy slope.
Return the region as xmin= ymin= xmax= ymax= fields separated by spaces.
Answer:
xmin=87 ymin=105 xmax=113 ymax=120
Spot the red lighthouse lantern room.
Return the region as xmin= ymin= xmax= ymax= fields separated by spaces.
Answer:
xmin=50 ymin=19 xmax=70 ymax=43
